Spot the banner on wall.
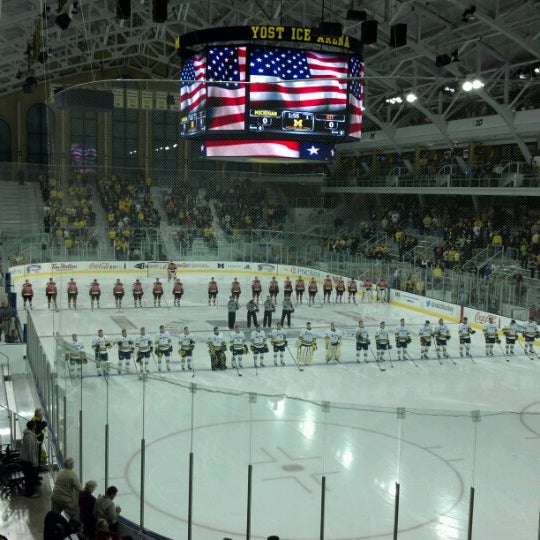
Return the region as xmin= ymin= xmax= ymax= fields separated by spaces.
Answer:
xmin=141 ymin=90 xmax=153 ymax=110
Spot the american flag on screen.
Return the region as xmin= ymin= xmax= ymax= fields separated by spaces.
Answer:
xmin=180 ymin=52 xmax=206 ymax=113
xmin=249 ymin=48 xmax=348 ymax=111
xmin=348 ymin=56 xmax=364 ymax=139
xmin=202 ymin=140 xmax=335 ymax=160
xmin=206 ymin=46 xmax=247 ymax=130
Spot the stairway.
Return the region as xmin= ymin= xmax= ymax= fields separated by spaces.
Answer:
xmin=0 ymin=181 xmax=42 ymax=234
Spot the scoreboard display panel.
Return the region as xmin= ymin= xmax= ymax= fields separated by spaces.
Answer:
xmin=249 ymin=110 xmax=347 ymax=136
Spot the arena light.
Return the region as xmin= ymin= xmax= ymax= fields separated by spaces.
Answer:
xmin=440 ymin=84 xmax=457 ymax=95
xmin=385 ymin=95 xmax=402 ymax=105
xmin=462 ymin=79 xmax=483 ymax=92
xmin=471 ymin=79 xmax=484 ymax=89
xmin=405 ymin=92 xmax=417 ymax=103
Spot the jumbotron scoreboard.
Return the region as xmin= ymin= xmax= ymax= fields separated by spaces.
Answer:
xmin=177 ymin=25 xmax=364 ymax=160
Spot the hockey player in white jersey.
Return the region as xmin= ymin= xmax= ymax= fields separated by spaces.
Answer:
xmin=67 ymin=333 xmax=85 ymax=376
xmin=92 ymin=329 xmax=112 ymax=376
xmin=457 ymin=317 xmax=475 ymax=358
xmin=375 ymin=321 xmax=391 ymax=362
xmin=502 ymin=319 xmax=520 ymax=355
xmin=135 ymin=327 xmax=152 ymax=374
xmin=324 ymin=322 xmax=343 ymax=363
xmin=394 ymin=318 xmax=411 ymax=361
xmin=155 ymin=325 xmax=173 ymax=371
xmin=116 ymin=329 xmax=134 ymax=373
xmin=207 ymin=327 xmax=227 ymax=370
xmin=250 ymin=324 xmax=268 ymax=367
xmin=230 ymin=325 xmax=247 ymax=369
xmin=355 ymin=320 xmax=370 ymax=363
xmin=297 ymin=322 xmax=317 ymax=366
xmin=522 ymin=317 xmax=539 ymax=355
xmin=419 ymin=321 xmax=433 ymax=360
xmin=482 ymin=316 xmax=499 ymax=356
xmin=434 ymin=318 xmax=451 ymax=359
xmin=178 ymin=326 xmax=196 ymax=371
xmin=270 ymin=323 xmax=287 ymax=366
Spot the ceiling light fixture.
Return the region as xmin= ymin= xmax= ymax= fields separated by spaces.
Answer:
xmin=440 ymin=84 xmax=457 ymax=95
xmin=462 ymin=78 xmax=484 ymax=91
xmin=405 ymin=92 xmax=417 ymax=103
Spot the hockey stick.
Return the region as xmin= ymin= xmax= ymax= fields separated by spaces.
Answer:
xmin=370 ymin=346 xmax=386 ymax=371
xmin=444 ymin=348 xmax=457 ymax=365
xmin=228 ymin=345 xmax=244 ymax=376
xmin=151 ymin=350 xmax=161 ymax=371
xmin=234 ymin=355 xmax=243 ymax=377
xmin=435 ymin=345 xmax=443 ymax=365
xmin=497 ymin=341 xmax=509 ymax=361
xmin=132 ymin=354 xmax=143 ymax=379
xmin=387 ymin=346 xmax=394 ymax=368
xmin=404 ymin=350 xmax=419 ymax=367
xmin=464 ymin=347 xmax=475 ymax=363
xmin=286 ymin=345 xmax=304 ymax=372
xmin=517 ymin=339 xmax=534 ymax=359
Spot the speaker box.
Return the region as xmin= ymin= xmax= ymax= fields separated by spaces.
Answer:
xmin=361 ymin=20 xmax=378 ymax=44
xmin=346 ymin=9 xmax=367 ymax=21
xmin=117 ymin=0 xmax=131 ymax=19
xmin=55 ymin=13 xmax=71 ymax=30
xmin=389 ymin=23 xmax=407 ymax=47
xmin=54 ymin=89 xmax=115 ymax=112
xmin=318 ymin=21 xmax=343 ymax=37
xmin=153 ymin=0 xmax=168 ymax=23
xmin=435 ymin=54 xmax=452 ymax=67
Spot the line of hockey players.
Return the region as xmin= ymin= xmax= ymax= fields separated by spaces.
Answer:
xmin=66 ymin=326 xmax=195 ymax=377
xmin=19 ymin=274 xmax=389 ymax=311
xmin=355 ymin=316 xmax=539 ymax=364
xmin=209 ymin=275 xmax=390 ymax=306
xmin=63 ymin=316 xmax=539 ymax=377
xmin=20 ymin=277 xmax=182 ymax=310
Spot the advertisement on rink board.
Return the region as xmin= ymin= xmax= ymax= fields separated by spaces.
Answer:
xmin=279 ymin=265 xmax=328 ymax=280
xmin=390 ymin=289 xmax=461 ymax=320
xmin=461 ymin=307 xmax=514 ymax=329
xmin=10 ymin=260 xmax=350 ymax=290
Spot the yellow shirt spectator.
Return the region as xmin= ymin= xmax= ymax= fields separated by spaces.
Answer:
xmin=491 ymin=233 xmax=503 ymax=245
xmin=433 ymin=266 xmax=443 ymax=280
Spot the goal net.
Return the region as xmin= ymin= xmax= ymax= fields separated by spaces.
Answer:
xmin=145 ymin=261 xmax=174 ymax=279
xmin=511 ymin=308 xmax=529 ymax=322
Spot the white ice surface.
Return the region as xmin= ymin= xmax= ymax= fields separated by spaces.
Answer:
xmin=19 ymin=270 xmax=540 ymax=540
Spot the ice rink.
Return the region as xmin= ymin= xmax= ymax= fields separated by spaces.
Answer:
xmin=18 ymin=268 xmax=540 ymax=540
